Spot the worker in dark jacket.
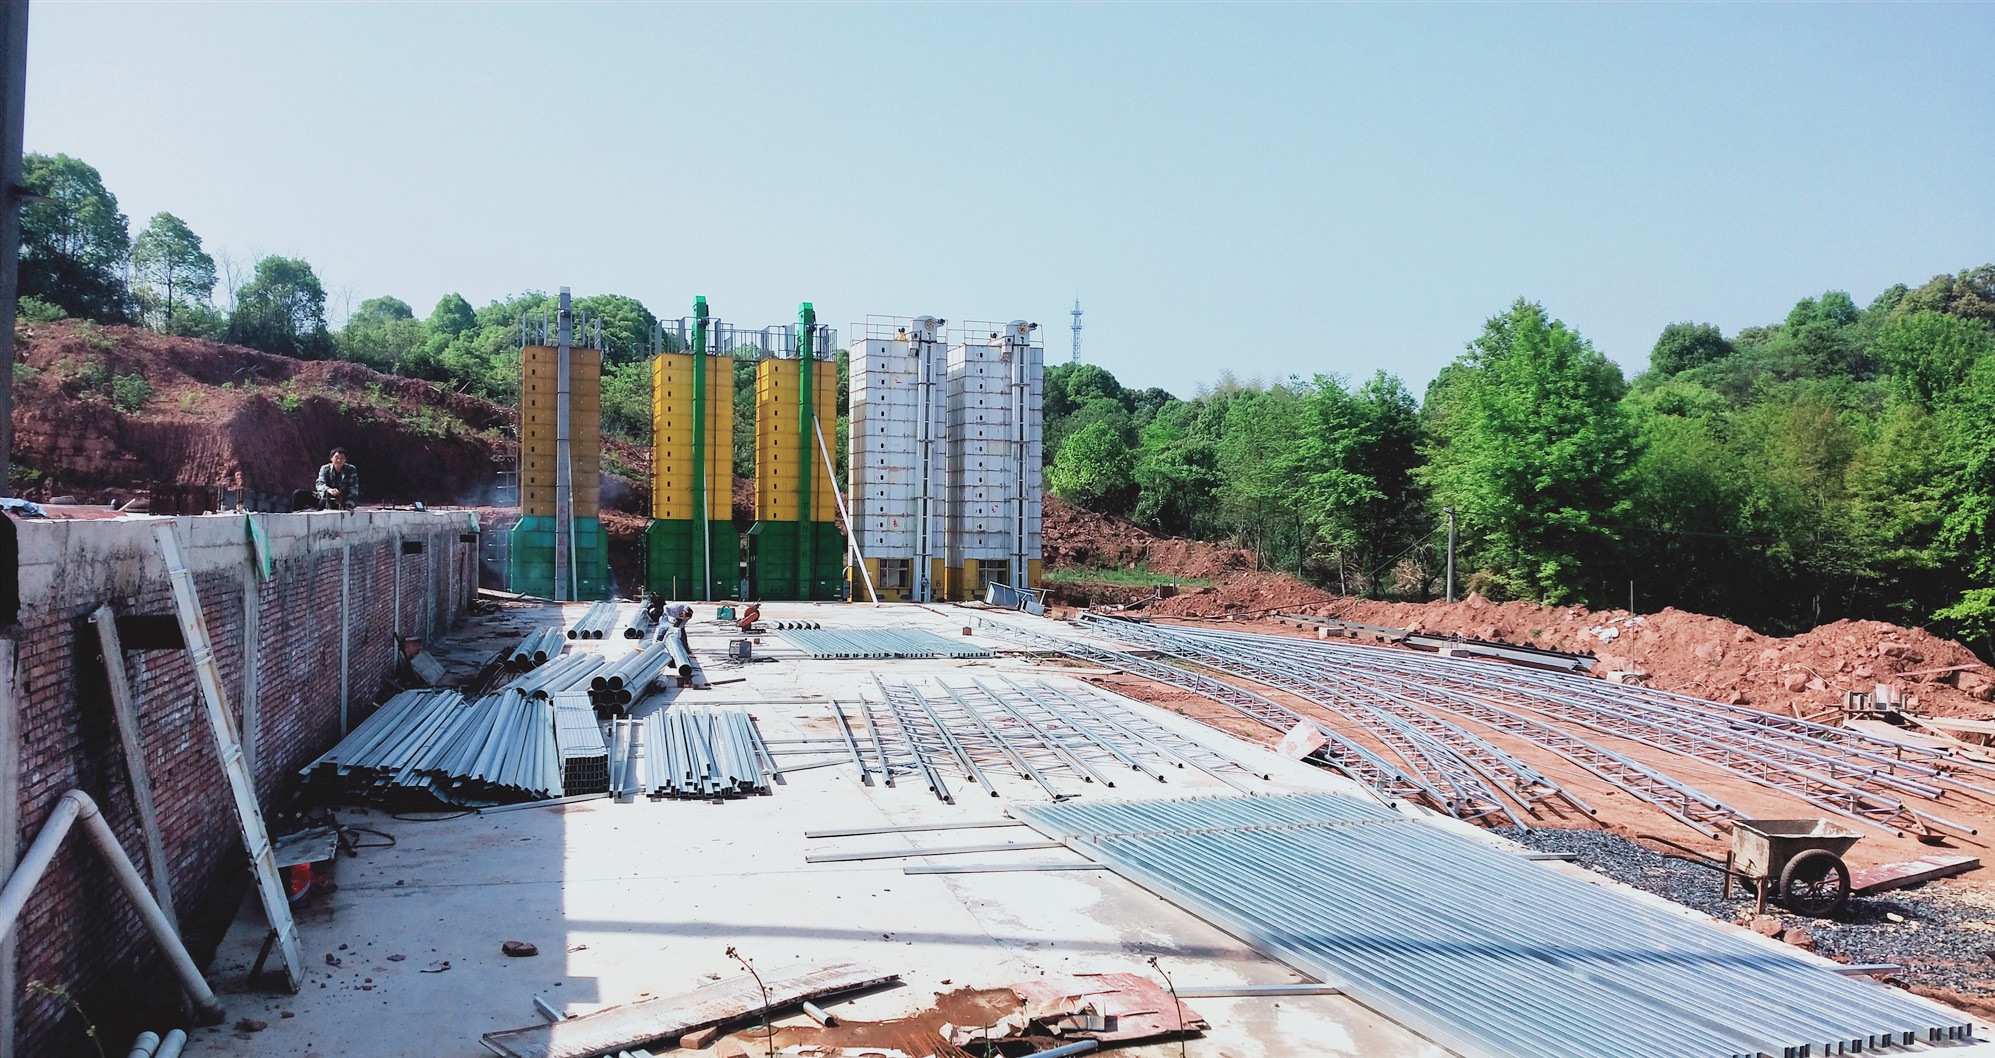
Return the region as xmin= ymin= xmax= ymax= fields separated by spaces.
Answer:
xmin=315 ymin=447 xmax=360 ymax=510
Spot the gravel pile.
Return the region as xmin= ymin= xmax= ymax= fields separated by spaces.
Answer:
xmin=1500 ymin=827 xmax=1995 ymax=994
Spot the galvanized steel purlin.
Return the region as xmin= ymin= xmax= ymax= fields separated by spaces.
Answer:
xmin=860 ymin=677 xmax=1263 ymax=803
xmin=610 ymin=704 xmax=773 ymax=799
xmin=1109 ymin=619 xmax=1985 ymax=839
xmin=300 ymin=688 xmax=564 ymax=805
xmin=1009 ymin=794 xmax=1972 ymax=1058
xmin=970 ymin=616 xmax=1442 ymax=809
xmin=777 ymin=627 xmax=995 ymax=660
xmin=1117 ymin=618 xmax=1739 ymax=830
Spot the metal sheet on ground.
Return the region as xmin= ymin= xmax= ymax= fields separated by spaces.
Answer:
xmin=1009 ymin=792 xmax=1973 ymax=1058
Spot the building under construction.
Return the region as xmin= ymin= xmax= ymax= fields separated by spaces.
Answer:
xmin=509 ymin=289 xmax=609 ymax=601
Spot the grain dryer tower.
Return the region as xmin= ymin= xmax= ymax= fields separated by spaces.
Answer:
xmin=750 ymin=303 xmax=844 ymax=600
xmin=944 ymin=320 xmax=1043 ymax=599
xmin=848 ymin=315 xmax=948 ymax=601
xmin=511 ymin=288 xmax=610 ymax=599
xmin=644 ymin=296 xmax=736 ymax=600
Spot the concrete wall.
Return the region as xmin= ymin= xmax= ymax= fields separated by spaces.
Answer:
xmin=3 ymin=509 xmax=477 ymax=1055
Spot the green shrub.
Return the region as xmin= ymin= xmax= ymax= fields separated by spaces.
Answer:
xmin=111 ymin=373 xmax=151 ymax=412
xmin=75 ymin=321 xmax=115 ymax=352
xmin=16 ymin=296 xmax=63 ymax=323
xmin=12 ymin=363 xmax=37 ymax=384
xmin=76 ymin=360 xmax=108 ymax=392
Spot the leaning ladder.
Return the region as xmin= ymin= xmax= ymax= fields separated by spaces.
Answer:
xmin=154 ymin=524 xmax=303 ymax=992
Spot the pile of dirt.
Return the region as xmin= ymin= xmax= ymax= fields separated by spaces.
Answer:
xmin=1041 ymin=496 xmax=1255 ymax=581
xmin=10 ymin=321 xmax=652 ymax=510
xmin=1277 ymin=593 xmax=1994 ymax=721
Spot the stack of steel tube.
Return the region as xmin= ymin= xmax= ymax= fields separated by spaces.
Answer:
xmin=586 ymin=643 xmax=684 ymax=712
xmin=623 ymin=593 xmax=664 ymax=639
xmin=500 ymin=652 xmax=604 ymax=700
xmin=565 ymin=601 xmax=621 ymax=640
xmin=505 ymin=627 xmax=565 ymax=671
xmin=610 ymin=704 xmax=774 ymax=800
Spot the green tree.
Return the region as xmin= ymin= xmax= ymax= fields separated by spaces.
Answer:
xmin=336 ymin=295 xmax=426 ymax=374
xmin=1418 ymin=299 xmax=1633 ymax=603
xmin=1132 ymin=400 xmax=1221 ymax=536
xmin=426 ymin=293 xmax=476 ymax=338
xmin=227 ymin=255 xmax=332 ymax=358
xmin=601 ymin=359 xmax=652 ymax=442
xmin=573 ymin=294 xmax=660 ymax=364
xmin=1875 ymin=310 xmax=1994 ymax=409
xmin=1046 ymin=419 xmax=1138 ymax=515
xmin=1216 ymin=385 xmax=1309 ymax=572
xmin=129 ymin=212 xmax=217 ymax=334
xmin=19 ymin=153 xmax=132 ymax=321
xmin=1343 ymin=372 xmax=1430 ymax=594
xmin=1893 ymin=265 xmax=1995 ymax=327
xmin=1647 ymin=322 xmax=1733 ymax=377
xmin=1936 ymin=355 xmax=1995 ymax=648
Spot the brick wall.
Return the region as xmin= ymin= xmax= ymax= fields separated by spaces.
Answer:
xmin=6 ymin=510 xmax=476 ymax=1055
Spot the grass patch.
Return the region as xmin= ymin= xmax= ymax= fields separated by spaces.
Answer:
xmin=1043 ymin=565 xmax=1209 ymax=587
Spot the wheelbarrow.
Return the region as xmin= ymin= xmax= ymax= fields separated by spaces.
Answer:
xmin=1644 ymin=818 xmax=1860 ymax=917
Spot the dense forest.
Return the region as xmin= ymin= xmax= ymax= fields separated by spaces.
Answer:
xmin=17 ymin=152 xmax=1995 ymax=651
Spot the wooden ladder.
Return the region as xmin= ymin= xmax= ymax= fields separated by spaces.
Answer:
xmin=154 ymin=524 xmax=302 ymax=992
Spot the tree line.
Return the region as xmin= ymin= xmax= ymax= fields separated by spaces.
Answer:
xmin=16 ymin=152 xmax=850 ymax=490
xmin=21 ymin=152 xmax=1995 ymax=648
xmin=1043 ymin=270 xmax=1995 ymax=652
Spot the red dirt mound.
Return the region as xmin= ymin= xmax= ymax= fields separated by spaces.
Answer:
xmin=10 ymin=321 xmax=655 ymax=511
xmin=1278 ymin=594 xmax=1994 ymax=721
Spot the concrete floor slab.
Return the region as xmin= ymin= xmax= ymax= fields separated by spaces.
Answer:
xmin=193 ymin=602 xmax=1989 ymax=1057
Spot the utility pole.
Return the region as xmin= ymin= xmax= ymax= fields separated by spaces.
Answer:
xmin=0 ymin=2 xmax=28 ymax=499
xmin=1443 ymin=507 xmax=1457 ymax=604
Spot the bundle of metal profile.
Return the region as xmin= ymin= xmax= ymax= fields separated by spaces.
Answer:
xmin=610 ymin=704 xmax=774 ymax=799
xmin=506 ymin=627 xmax=565 ymax=671
xmin=300 ymin=688 xmax=563 ymax=805
xmin=860 ymin=675 xmax=1263 ymax=803
xmin=585 ymin=642 xmax=685 ymax=709
xmin=1011 ymin=793 xmax=1971 ymax=1058
xmin=300 ymin=688 xmax=465 ymax=801
xmin=1094 ymin=617 xmax=1989 ymax=839
xmin=778 ymin=627 xmax=994 ymax=660
xmin=410 ymin=693 xmax=562 ymax=803
xmin=499 ymin=652 xmax=605 ymax=700
xmin=552 ymin=696 xmax=610 ymax=794
xmin=971 ymin=615 xmax=1441 ymax=810
xmin=566 ymin=600 xmax=621 ymax=640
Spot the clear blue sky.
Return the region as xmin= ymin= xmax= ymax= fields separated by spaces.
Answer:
xmin=25 ymin=2 xmax=1995 ymax=397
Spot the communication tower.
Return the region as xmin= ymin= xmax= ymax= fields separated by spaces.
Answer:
xmin=1070 ymin=296 xmax=1083 ymax=364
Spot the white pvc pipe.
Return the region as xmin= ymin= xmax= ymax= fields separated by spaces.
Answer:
xmin=124 ymin=1030 xmax=160 ymax=1058
xmin=153 ymin=1030 xmax=187 ymax=1058
xmin=0 ymin=791 xmax=223 ymax=1022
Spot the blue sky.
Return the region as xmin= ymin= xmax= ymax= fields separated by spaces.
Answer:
xmin=25 ymin=2 xmax=1995 ymax=397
